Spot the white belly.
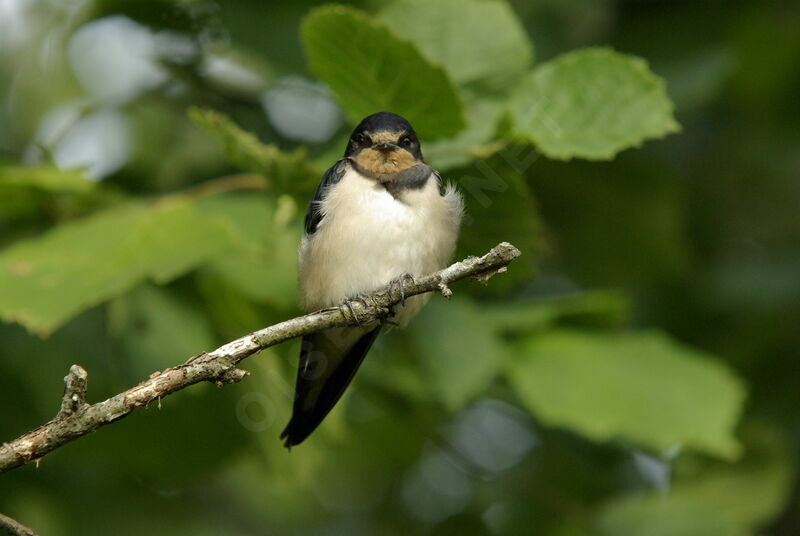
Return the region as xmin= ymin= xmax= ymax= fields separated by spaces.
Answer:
xmin=298 ymin=167 xmax=462 ymax=325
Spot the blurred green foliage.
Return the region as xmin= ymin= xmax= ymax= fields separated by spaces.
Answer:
xmin=0 ymin=1 xmax=798 ymax=535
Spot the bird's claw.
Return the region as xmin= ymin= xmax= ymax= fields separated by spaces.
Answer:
xmin=394 ymin=273 xmax=415 ymax=307
xmin=339 ymin=295 xmax=372 ymax=326
xmin=339 ymin=299 xmax=361 ymax=326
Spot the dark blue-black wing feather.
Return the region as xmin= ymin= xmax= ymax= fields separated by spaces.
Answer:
xmin=433 ymin=169 xmax=446 ymax=196
xmin=304 ymin=159 xmax=348 ymax=235
xmin=280 ymin=327 xmax=381 ymax=448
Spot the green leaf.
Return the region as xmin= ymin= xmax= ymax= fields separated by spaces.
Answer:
xmin=598 ymin=493 xmax=737 ymax=536
xmin=301 ymin=5 xmax=465 ymax=138
xmin=507 ymin=330 xmax=745 ymax=459
xmin=511 ymin=47 xmax=680 ymax=160
xmin=424 ymin=99 xmax=507 ymax=170
xmin=455 ymin=154 xmax=541 ymax=292
xmin=378 ymin=0 xmax=533 ymax=93
xmin=595 ymin=426 xmax=793 ymax=536
xmin=195 ymin=273 xmax=278 ymax=341
xmin=0 ymin=165 xmax=94 ymax=193
xmin=189 ymin=107 xmax=317 ymax=196
xmin=198 ymin=193 xmax=302 ymax=310
xmin=409 ymin=298 xmax=508 ymax=410
xmin=0 ymin=165 xmax=106 ymax=221
xmin=109 ymin=283 xmax=216 ymax=375
xmin=482 ymin=291 xmax=631 ymax=333
xmin=0 ymin=196 xmax=238 ymax=335
xmin=665 ymin=426 xmax=793 ymax=532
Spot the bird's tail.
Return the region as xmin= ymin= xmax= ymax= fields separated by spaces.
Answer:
xmin=281 ymin=326 xmax=381 ymax=448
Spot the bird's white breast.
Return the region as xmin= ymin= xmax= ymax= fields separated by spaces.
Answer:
xmin=298 ymin=166 xmax=462 ymax=325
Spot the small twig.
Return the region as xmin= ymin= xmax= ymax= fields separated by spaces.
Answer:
xmin=0 ymin=512 xmax=38 ymax=536
xmin=58 ymin=365 xmax=88 ymax=417
xmin=180 ymin=173 xmax=269 ymax=198
xmin=437 ymin=281 xmax=453 ymax=299
xmin=0 ymin=242 xmax=520 ymax=475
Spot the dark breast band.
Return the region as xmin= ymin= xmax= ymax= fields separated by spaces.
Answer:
xmin=348 ymin=160 xmax=432 ymax=198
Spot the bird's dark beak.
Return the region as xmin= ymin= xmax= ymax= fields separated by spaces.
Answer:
xmin=373 ymin=140 xmax=398 ymax=154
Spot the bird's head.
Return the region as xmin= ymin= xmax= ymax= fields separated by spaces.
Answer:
xmin=345 ymin=112 xmax=422 ymax=175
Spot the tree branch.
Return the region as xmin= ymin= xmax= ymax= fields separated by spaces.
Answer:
xmin=0 ymin=512 xmax=38 ymax=536
xmin=0 ymin=242 xmax=520 ymax=475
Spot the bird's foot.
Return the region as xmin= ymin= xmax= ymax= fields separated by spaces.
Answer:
xmin=338 ymin=295 xmax=373 ymax=326
xmin=392 ymin=273 xmax=415 ymax=307
xmin=339 ymin=298 xmax=362 ymax=326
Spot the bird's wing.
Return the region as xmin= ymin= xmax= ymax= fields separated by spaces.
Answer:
xmin=304 ymin=158 xmax=348 ymax=235
xmin=432 ymin=169 xmax=446 ymax=196
xmin=281 ymin=326 xmax=381 ymax=448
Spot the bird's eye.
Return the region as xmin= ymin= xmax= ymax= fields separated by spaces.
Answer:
xmin=400 ymin=136 xmax=413 ymax=147
xmin=354 ymin=133 xmax=367 ymax=145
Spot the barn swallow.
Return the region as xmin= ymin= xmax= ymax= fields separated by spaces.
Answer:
xmin=280 ymin=112 xmax=463 ymax=447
